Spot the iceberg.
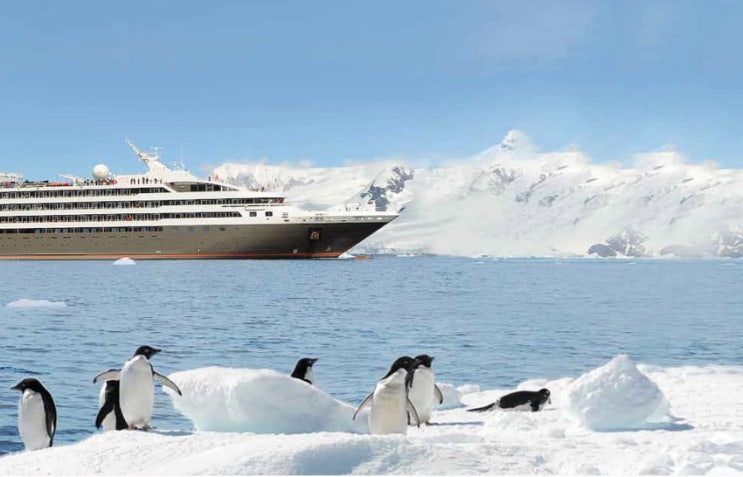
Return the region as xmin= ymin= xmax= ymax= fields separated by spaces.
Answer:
xmin=563 ymin=355 xmax=671 ymax=431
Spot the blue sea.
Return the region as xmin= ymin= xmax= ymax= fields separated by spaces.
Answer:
xmin=1 ymin=257 xmax=741 ymax=455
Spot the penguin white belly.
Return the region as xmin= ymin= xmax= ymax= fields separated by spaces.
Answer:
xmin=119 ymin=356 xmax=155 ymax=427
xmin=98 ymin=384 xmax=116 ymax=432
xmin=369 ymin=381 xmax=408 ymax=434
xmin=408 ymin=368 xmax=435 ymax=424
xmin=18 ymin=390 xmax=50 ymax=451
xmin=304 ymin=367 xmax=315 ymax=385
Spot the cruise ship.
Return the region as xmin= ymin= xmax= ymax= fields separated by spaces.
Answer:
xmin=0 ymin=141 xmax=397 ymax=259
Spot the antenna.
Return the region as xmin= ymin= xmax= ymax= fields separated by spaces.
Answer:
xmin=151 ymin=146 xmax=162 ymax=161
xmin=125 ymin=136 xmax=145 ymax=162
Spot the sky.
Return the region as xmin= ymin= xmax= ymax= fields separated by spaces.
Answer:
xmin=1 ymin=0 xmax=743 ymax=179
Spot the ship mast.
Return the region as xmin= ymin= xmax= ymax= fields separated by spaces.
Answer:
xmin=125 ymin=138 xmax=168 ymax=172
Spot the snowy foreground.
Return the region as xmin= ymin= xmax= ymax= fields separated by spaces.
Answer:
xmin=1 ymin=357 xmax=743 ymax=475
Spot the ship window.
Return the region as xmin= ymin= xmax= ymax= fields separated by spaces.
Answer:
xmin=249 ymin=211 xmax=257 ymax=217
xmin=203 ymin=226 xmax=210 ymax=232
xmin=265 ymin=211 xmax=273 ymax=217
xmin=219 ymin=226 xmax=226 ymax=232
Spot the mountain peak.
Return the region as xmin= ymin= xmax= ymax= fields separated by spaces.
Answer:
xmin=500 ymin=130 xmax=531 ymax=151
xmin=474 ymin=130 xmax=534 ymax=162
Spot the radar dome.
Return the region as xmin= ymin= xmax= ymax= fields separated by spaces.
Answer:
xmin=93 ymin=164 xmax=110 ymax=180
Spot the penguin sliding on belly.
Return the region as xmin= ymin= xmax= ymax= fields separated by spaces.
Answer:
xmin=407 ymin=355 xmax=444 ymax=425
xmin=11 ymin=378 xmax=57 ymax=451
xmin=290 ymin=358 xmax=318 ymax=385
xmin=93 ymin=345 xmax=182 ymax=430
xmin=96 ymin=380 xmax=128 ymax=431
xmin=353 ymin=356 xmax=421 ymax=434
xmin=468 ymin=388 xmax=551 ymax=413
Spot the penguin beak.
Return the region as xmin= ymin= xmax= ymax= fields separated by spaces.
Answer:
xmin=10 ymin=382 xmax=22 ymax=391
xmin=310 ymin=358 xmax=318 ymax=365
xmin=152 ymin=348 xmax=162 ymax=356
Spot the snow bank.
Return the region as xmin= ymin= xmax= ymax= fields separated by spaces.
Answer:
xmin=112 ymin=257 xmax=136 ymax=266
xmin=564 ymin=355 xmax=671 ymax=431
xmin=165 ymin=367 xmax=368 ymax=434
xmin=6 ymin=298 xmax=66 ymax=309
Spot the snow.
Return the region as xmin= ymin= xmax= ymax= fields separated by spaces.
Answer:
xmin=564 ymin=355 xmax=671 ymax=431
xmin=2 ymin=358 xmax=743 ymax=475
xmin=112 ymin=257 xmax=136 ymax=266
xmin=6 ymin=298 xmax=67 ymax=309
xmin=164 ymin=367 xmax=368 ymax=434
xmin=435 ymin=382 xmax=473 ymax=410
xmin=213 ymin=131 xmax=743 ymax=258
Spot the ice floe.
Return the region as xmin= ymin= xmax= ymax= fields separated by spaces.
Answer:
xmin=6 ymin=298 xmax=67 ymax=309
xmin=112 ymin=257 xmax=136 ymax=266
xmin=2 ymin=358 xmax=743 ymax=475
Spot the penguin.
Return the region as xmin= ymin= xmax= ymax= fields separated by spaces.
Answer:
xmin=11 ymin=378 xmax=57 ymax=451
xmin=93 ymin=345 xmax=182 ymax=430
xmin=353 ymin=356 xmax=421 ymax=434
xmin=95 ymin=380 xmax=128 ymax=431
xmin=290 ymin=358 xmax=318 ymax=385
xmin=467 ymin=388 xmax=551 ymax=413
xmin=407 ymin=354 xmax=444 ymax=425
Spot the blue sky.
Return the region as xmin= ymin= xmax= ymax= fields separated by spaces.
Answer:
xmin=2 ymin=0 xmax=743 ymax=179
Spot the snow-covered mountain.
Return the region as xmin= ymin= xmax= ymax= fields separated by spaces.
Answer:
xmin=213 ymin=131 xmax=743 ymax=258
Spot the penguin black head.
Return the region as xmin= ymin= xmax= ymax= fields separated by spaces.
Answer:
xmin=291 ymin=358 xmax=318 ymax=384
xmin=11 ymin=378 xmax=46 ymax=393
xmin=539 ymin=388 xmax=551 ymax=404
xmin=414 ymin=355 xmax=435 ymax=368
xmin=382 ymin=355 xmax=419 ymax=383
xmin=132 ymin=345 xmax=161 ymax=359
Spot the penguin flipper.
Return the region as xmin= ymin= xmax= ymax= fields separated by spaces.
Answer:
xmin=93 ymin=369 xmax=121 ymax=384
xmin=95 ymin=401 xmax=114 ymax=429
xmin=154 ymin=372 xmax=182 ymax=396
xmin=433 ymin=384 xmax=444 ymax=405
xmin=467 ymin=401 xmax=497 ymax=413
xmin=352 ymin=393 xmax=373 ymax=421
xmin=41 ymin=389 xmax=57 ymax=446
xmin=406 ymin=398 xmax=421 ymax=428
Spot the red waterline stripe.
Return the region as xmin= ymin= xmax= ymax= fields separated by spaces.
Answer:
xmin=0 ymin=251 xmax=343 ymax=260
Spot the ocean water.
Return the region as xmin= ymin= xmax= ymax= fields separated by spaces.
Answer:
xmin=0 ymin=257 xmax=741 ymax=455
